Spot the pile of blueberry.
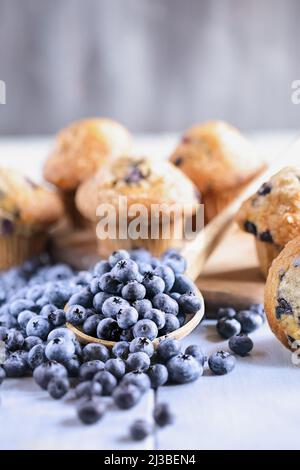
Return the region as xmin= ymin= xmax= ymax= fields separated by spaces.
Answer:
xmin=65 ymin=248 xmax=201 ymax=342
xmin=0 ymin=249 xmax=207 ymax=436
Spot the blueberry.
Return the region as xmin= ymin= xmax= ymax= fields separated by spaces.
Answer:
xmin=172 ymin=274 xmax=195 ymax=294
xmin=23 ymin=335 xmax=43 ymax=351
xmin=111 ymin=259 xmax=140 ymax=283
xmin=6 ymin=329 xmax=24 ymax=351
xmin=33 ymin=361 xmax=68 ymax=389
xmin=46 ymin=283 xmax=71 ymax=308
xmin=0 ymin=326 xmax=8 ymax=341
xmin=129 ymin=337 xmax=154 ymax=357
xmin=79 ymin=360 xmax=105 ymax=381
xmin=178 ymin=292 xmax=201 ymax=314
xmin=3 ymin=354 xmax=28 ymax=377
xmin=96 ymin=318 xmax=120 ymax=341
xmin=0 ymin=367 xmax=6 ymax=385
xmin=26 ymin=317 xmax=50 ymax=340
xmin=113 ymin=383 xmax=142 ymax=409
xmin=93 ymin=370 xmax=117 ymax=395
xmin=137 ymin=262 xmax=153 ymax=275
xmin=92 ymin=292 xmax=112 ymax=312
xmin=35 ymin=296 xmax=50 ymax=309
xmin=45 ymin=337 xmax=75 ymax=363
xmin=153 ymin=403 xmax=175 ymax=427
xmin=0 ymin=312 xmax=17 ymax=329
xmin=147 ymin=364 xmax=168 ymax=388
xmin=109 ymin=249 xmax=130 ymax=267
xmin=102 ymin=296 xmax=129 ymax=318
xmin=77 ymin=399 xmax=106 ymax=425
xmin=229 ymin=334 xmax=254 ymax=356
xmin=160 ymin=314 xmax=180 ymax=335
xmin=132 ymin=299 xmax=152 ymax=318
xmin=89 ymin=277 xmax=102 ymax=295
xmin=26 ymin=285 xmax=44 ymax=302
xmin=47 ymin=327 xmax=76 ymax=343
xmin=9 ymin=299 xmax=36 ymax=317
xmin=157 ymin=338 xmax=181 ymax=363
xmin=236 ymin=310 xmax=263 ymax=333
xmin=112 ymin=341 xmax=130 ymax=360
xmin=132 ymin=319 xmax=158 ymax=341
xmin=64 ymin=355 xmax=81 ymax=377
xmin=116 ymin=307 xmax=139 ymax=329
xmin=121 ymin=370 xmax=151 ymax=393
xmin=153 ymin=265 xmax=175 ymax=292
xmin=17 ymin=310 xmax=37 ymax=330
xmin=162 ymin=251 xmax=186 ymax=274
xmin=208 ymin=351 xmax=235 ymax=375
xmin=142 ymin=273 xmax=165 ymax=297
xmin=68 ymin=289 xmax=93 ymax=309
xmin=47 ymin=377 xmax=70 ymax=399
xmin=244 ymin=221 xmax=257 ymax=235
xmin=75 ymin=380 xmax=103 ymax=399
xmin=73 ymin=270 xmax=93 ymax=286
xmin=167 ymin=354 xmax=202 ymax=384
xmin=28 ymin=344 xmax=46 ymax=369
xmin=126 ymin=352 xmax=151 ymax=372
xmin=66 ymin=304 xmax=87 ymax=326
xmin=275 ymin=298 xmax=293 ymax=319
xmin=184 ymin=344 xmax=206 ymax=366
xmin=259 ymin=230 xmax=273 ymax=243
xmin=217 ymin=318 xmax=241 ymax=339
xmin=82 ymin=314 xmax=102 ymax=336
xmin=93 ymin=260 xmax=111 ymax=277
xmin=177 ymin=312 xmax=186 ymax=326
xmin=45 ymin=264 xmax=73 ymax=281
xmin=143 ymin=308 xmax=165 ymax=329
xmin=130 ymin=419 xmax=152 ymax=441
xmin=217 ymin=307 xmax=236 ymax=320
xmin=82 ymin=343 xmax=110 ymax=363
xmin=170 ymin=292 xmax=181 ymax=302
xmin=152 ymin=293 xmax=179 ymax=316
xmin=48 ymin=309 xmax=66 ymax=327
xmin=99 ymin=273 xmax=122 ymax=294
xmin=130 ymin=248 xmax=152 ymax=264
xmin=119 ymin=328 xmax=134 ymax=342
xmin=105 ymin=358 xmax=126 ymax=379
xmin=122 ymin=281 xmax=146 ymax=301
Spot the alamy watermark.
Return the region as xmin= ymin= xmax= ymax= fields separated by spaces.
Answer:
xmin=0 ymin=80 xmax=6 ymax=104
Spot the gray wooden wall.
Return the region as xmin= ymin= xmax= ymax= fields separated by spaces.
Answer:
xmin=0 ymin=0 xmax=300 ymax=135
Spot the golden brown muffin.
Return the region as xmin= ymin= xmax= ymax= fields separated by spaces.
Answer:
xmin=76 ymin=155 xmax=199 ymax=256
xmin=0 ymin=167 xmax=64 ymax=269
xmin=44 ymin=118 xmax=132 ymax=227
xmin=236 ymin=166 xmax=300 ymax=277
xmin=170 ymin=120 xmax=265 ymax=222
xmin=265 ymin=235 xmax=300 ymax=350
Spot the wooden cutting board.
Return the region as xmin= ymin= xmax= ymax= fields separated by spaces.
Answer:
xmin=50 ymin=223 xmax=265 ymax=318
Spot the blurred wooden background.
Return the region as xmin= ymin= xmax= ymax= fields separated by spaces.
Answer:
xmin=0 ymin=0 xmax=299 ymax=135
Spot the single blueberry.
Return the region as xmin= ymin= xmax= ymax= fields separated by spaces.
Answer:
xmin=48 ymin=309 xmax=66 ymax=327
xmin=116 ymin=307 xmax=139 ymax=329
xmin=122 ymin=281 xmax=146 ymax=301
xmin=143 ymin=308 xmax=166 ymax=329
xmin=77 ymin=399 xmax=106 ymax=425
xmin=137 ymin=262 xmax=153 ymax=275
xmin=66 ymin=304 xmax=87 ymax=326
xmin=105 ymin=358 xmax=126 ymax=379
xmin=132 ymin=299 xmax=152 ymax=318
xmin=111 ymin=259 xmax=140 ymax=283
xmin=217 ymin=318 xmax=241 ymax=339
xmin=93 ymin=370 xmax=117 ymax=396
xmin=75 ymin=380 xmax=103 ymax=399
xmin=99 ymin=273 xmax=122 ymax=294
xmin=130 ymin=248 xmax=152 ymax=264
xmin=121 ymin=370 xmax=151 ymax=393
xmin=96 ymin=318 xmax=121 ymax=341
xmin=178 ymin=292 xmax=201 ymax=314
xmin=40 ymin=304 xmax=57 ymax=320
xmin=26 ymin=316 xmax=50 ymax=340
xmin=153 ymin=265 xmax=175 ymax=292
xmin=33 ymin=361 xmax=68 ymax=389
xmin=236 ymin=310 xmax=263 ymax=333
xmin=28 ymin=343 xmax=46 ymax=369
xmin=64 ymin=355 xmax=81 ymax=378
xmin=82 ymin=343 xmax=110 ymax=363
xmin=47 ymin=377 xmax=70 ymax=399
xmin=23 ymin=335 xmax=43 ymax=351
xmin=162 ymin=251 xmax=186 ymax=274
xmin=142 ymin=273 xmax=165 ymax=297
xmin=257 ymin=182 xmax=272 ymax=196
xmin=160 ymin=314 xmax=180 ymax=335
xmin=259 ymin=230 xmax=273 ymax=243
xmin=167 ymin=354 xmax=202 ymax=383
xmin=17 ymin=310 xmax=37 ymax=331
xmin=132 ymin=319 xmax=158 ymax=341
xmin=147 ymin=364 xmax=168 ymax=388
xmin=126 ymin=351 xmax=151 ymax=372
xmin=79 ymin=360 xmax=105 ymax=381
xmin=6 ymin=329 xmax=24 ymax=351
xmin=82 ymin=314 xmax=102 ymax=336
xmin=9 ymin=298 xmax=36 ymax=317
xmin=185 ymin=344 xmax=206 ymax=366
xmin=93 ymin=291 xmax=112 ymax=312
xmin=208 ymin=351 xmax=236 ymax=375
xmin=152 ymin=293 xmax=179 ymax=316
xmin=229 ymin=334 xmax=254 ymax=356
xmin=112 ymin=341 xmax=130 ymax=360
xmin=68 ymin=289 xmax=93 ymax=309
xmin=0 ymin=313 xmax=17 ymax=329
xmin=172 ymin=274 xmax=195 ymax=294
xmin=217 ymin=307 xmax=236 ymax=320
xmin=45 ymin=337 xmax=75 ymax=363
xmin=244 ymin=221 xmax=257 ymax=236
xmin=157 ymin=338 xmax=181 ymax=363
xmin=129 ymin=337 xmax=154 ymax=357
xmin=102 ymin=296 xmax=129 ymax=318
xmin=3 ymin=354 xmax=28 ymax=377
xmin=47 ymin=327 xmax=76 ymax=343
xmin=93 ymin=260 xmax=111 ymax=277
xmin=109 ymin=249 xmax=130 ymax=267
xmin=113 ymin=383 xmax=142 ymax=409
xmin=130 ymin=419 xmax=152 ymax=441
xmin=89 ymin=277 xmax=102 ymax=295
xmin=153 ymin=403 xmax=175 ymax=427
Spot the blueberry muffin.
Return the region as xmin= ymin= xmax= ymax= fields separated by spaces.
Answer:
xmin=75 ymin=155 xmax=199 ymax=257
xmin=44 ymin=118 xmax=132 ymax=227
xmin=0 ymin=167 xmax=64 ymax=269
xmin=265 ymin=235 xmax=300 ymax=350
xmin=236 ymin=167 xmax=300 ymax=277
xmin=170 ymin=121 xmax=264 ymax=223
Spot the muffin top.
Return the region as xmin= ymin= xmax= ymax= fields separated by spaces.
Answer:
xmin=44 ymin=118 xmax=132 ymax=191
xmin=76 ymin=155 xmax=199 ymax=221
xmin=265 ymin=235 xmax=300 ymax=349
xmin=236 ymin=166 xmax=300 ymax=247
xmin=170 ymin=120 xmax=264 ymax=193
xmin=0 ymin=167 xmax=64 ymax=233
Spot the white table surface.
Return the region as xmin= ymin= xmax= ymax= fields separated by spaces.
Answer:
xmin=0 ymin=131 xmax=299 ymax=450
